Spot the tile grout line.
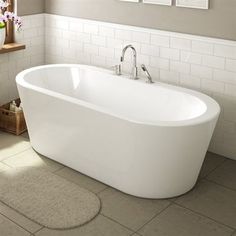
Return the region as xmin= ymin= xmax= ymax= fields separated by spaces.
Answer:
xmin=134 ymin=202 xmax=173 ymax=234
xmin=96 ymin=186 xmax=109 ymax=195
xmin=0 ymin=211 xmax=34 ymax=235
xmin=131 ymin=232 xmax=142 ymax=236
xmin=173 ymin=201 xmax=236 ymax=231
xmin=0 ymin=146 xmax=32 ymax=165
xmin=231 ymin=230 xmax=236 ymax=236
xmin=32 ymin=226 xmax=44 ymax=235
xmin=202 ymin=157 xmax=228 ymax=179
xmin=203 ymin=178 xmax=236 ymax=193
xmin=0 ymin=161 xmax=13 ymax=169
xmin=0 ymin=199 xmax=44 ymax=235
xmin=52 ymin=165 xmax=65 ymax=173
xmin=100 ymin=213 xmax=137 ymax=233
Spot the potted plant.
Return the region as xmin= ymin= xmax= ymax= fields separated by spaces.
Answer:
xmin=0 ymin=0 xmax=22 ymax=49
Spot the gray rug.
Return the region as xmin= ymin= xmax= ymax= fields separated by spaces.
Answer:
xmin=0 ymin=167 xmax=101 ymax=229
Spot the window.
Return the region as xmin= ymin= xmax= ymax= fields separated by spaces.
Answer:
xmin=3 ymin=0 xmax=14 ymax=44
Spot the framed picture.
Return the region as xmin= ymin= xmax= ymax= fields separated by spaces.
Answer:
xmin=120 ymin=0 xmax=139 ymax=2
xmin=176 ymin=0 xmax=209 ymax=9
xmin=143 ymin=0 xmax=172 ymax=5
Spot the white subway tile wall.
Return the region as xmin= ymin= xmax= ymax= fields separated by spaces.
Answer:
xmin=45 ymin=14 xmax=236 ymax=160
xmin=0 ymin=14 xmax=45 ymax=105
xmin=1 ymin=13 xmax=236 ymax=160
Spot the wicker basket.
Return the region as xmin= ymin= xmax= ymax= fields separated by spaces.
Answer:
xmin=0 ymin=98 xmax=27 ymax=135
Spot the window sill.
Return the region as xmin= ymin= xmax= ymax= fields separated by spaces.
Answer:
xmin=0 ymin=43 xmax=26 ymax=54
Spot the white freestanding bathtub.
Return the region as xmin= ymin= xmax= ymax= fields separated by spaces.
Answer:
xmin=16 ymin=64 xmax=220 ymax=199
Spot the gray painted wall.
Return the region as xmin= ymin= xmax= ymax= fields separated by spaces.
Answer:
xmin=45 ymin=0 xmax=236 ymax=41
xmin=17 ymin=0 xmax=44 ymax=16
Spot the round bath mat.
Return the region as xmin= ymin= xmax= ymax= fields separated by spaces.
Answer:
xmin=0 ymin=167 xmax=101 ymax=229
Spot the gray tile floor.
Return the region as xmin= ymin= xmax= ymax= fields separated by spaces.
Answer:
xmin=0 ymin=130 xmax=236 ymax=236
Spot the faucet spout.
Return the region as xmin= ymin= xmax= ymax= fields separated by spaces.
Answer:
xmin=120 ymin=45 xmax=139 ymax=80
xmin=121 ymin=45 xmax=136 ymax=62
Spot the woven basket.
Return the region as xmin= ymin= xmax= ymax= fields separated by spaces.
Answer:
xmin=0 ymin=98 xmax=27 ymax=135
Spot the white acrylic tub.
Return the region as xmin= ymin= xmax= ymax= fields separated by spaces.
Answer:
xmin=16 ymin=64 xmax=220 ymax=199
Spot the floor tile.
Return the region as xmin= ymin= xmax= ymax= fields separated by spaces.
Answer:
xmin=21 ymin=132 xmax=29 ymax=139
xmin=0 ymin=201 xmax=42 ymax=233
xmin=99 ymin=188 xmax=170 ymax=231
xmin=35 ymin=215 xmax=132 ymax=236
xmin=175 ymin=180 xmax=236 ymax=228
xmin=55 ymin=167 xmax=107 ymax=194
xmin=3 ymin=148 xmax=63 ymax=172
xmin=0 ymin=162 xmax=10 ymax=172
xmin=199 ymin=152 xmax=226 ymax=178
xmin=0 ymin=213 xmax=31 ymax=236
xmin=138 ymin=204 xmax=233 ymax=236
xmin=0 ymin=132 xmax=31 ymax=161
xmin=207 ymin=159 xmax=236 ymax=190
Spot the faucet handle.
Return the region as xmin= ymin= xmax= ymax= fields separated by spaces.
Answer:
xmin=111 ymin=64 xmax=122 ymax=76
xmin=141 ymin=64 xmax=154 ymax=84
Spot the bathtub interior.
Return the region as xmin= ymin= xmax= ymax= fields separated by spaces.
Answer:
xmin=22 ymin=65 xmax=207 ymax=123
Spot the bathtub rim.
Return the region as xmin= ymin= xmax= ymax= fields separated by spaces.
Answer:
xmin=16 ymin=64 xmax=220 ymax=127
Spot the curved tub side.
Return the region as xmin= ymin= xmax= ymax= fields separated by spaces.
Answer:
xmin=17 ymin=76 xmax=219 ymax=198
xmin=120 ymin=119 xmax=218 ymax=198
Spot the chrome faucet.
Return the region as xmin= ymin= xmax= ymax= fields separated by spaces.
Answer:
xmin=120 ymin=45 xmax=139 ymax=80
xmin=112 ymin=45 xmax=154 ymax=84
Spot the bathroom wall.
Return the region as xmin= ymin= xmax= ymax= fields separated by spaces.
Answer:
xmin=0 ymin=14 xmax=45 ymax=105
xmin=44 ymin=0 xmax=236 ymax=160
xmin=0 ymin=0 xmax=45 ymax=105
xmin=0 ymin=0 xmax=235 ymax=161
xmin=45 ymin=0 xmax=236 ymax=41
xmin=45 ymin=14 xmax=236 ymax=160
xmin=17 ymin=0 xmax=45 ymax=16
